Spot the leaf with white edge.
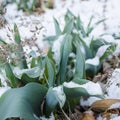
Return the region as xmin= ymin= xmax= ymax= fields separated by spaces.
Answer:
xmin=0 ymin=83 xmax=47 ymax=120
xmin=96 ymin=45 xmax=111 ymax=58
xmin=13 ymin=67 xmax=41 ymax=79
xmin=45 ymin=86 xmax=66 ymax=116
xmin=99 ymin=44 xmax=116 ymax=62
xmin=13 ymin=67 xmax=41 ymax=84
xmin=63 ymin=79 xmax=103 ymax=98
xmin=85 ymin=56 xmax=100 ymax=66
xmin=90 ymin=39 xmax=108 ymax=54
xmin=85 ymin=56 xmax=101 ymax=76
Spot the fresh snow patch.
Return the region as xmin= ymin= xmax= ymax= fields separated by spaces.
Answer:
xmin=80 ymin=97 xmax=101 ymax=107
xmin=40 ymin=113 xmax=55 ymax=120
xmin=85 ymin=56 xmax=100 ymax=66
xmin=53 ymin=86 xmax=66 ymax=107
xmin=111 ymin=116 xmax=120 ymax=120
xmin=96 ymin=45 xmax=111 ymax=58
xmin=105 ymin=69 xmax=120 ymax=99
xmin=63 ymin=81 xmax=103 ymax=95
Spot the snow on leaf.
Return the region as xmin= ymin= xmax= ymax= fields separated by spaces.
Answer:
xmin=85 ymin=56 xmax=100 ymax=66
xmin=63 ymin=81 xmax=102 ymax=96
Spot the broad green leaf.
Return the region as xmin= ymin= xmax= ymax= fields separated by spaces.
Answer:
xmin=75 ymin=43 xmax=85 ymax=79
xmin=5 ymin=63 xmax=18 ymax=88
xmin=0 ymin=83 xmax=47 ymax=120
xmin=53 ymin=18 xmax=61 ymax=35
xmin=58 ymin=34 xmax=72 ymax=84
xmin=63 ymin=79 xmax=103 ymax=98
xmin=45 ymin=86 xmax=66 ymax=116
xmin=13 ymin=67 xmax=41 ymax=84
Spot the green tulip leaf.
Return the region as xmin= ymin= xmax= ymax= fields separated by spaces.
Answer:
xmin=0 ymin=83 xmax=47 ymax=120
xmin=45 ymin=86 xmax=66 ymax=116
xmin=63 ymin=78 xmax=103 ymax=98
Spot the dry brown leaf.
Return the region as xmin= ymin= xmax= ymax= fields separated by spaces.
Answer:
xmin=91 ymin=99 xmax=120 ymax=112
xmin=81 ymin=110 xmax=95 ymax=120
xmin=102 ymin=108 xmax=120 ymax=120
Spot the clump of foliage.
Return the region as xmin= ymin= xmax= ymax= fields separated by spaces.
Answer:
xmin=0 ymin=11 xmax=116 ymax=120
xmin=0 ymin=25 xmax=102 ymax=120
xmin=44 ymin=10 xmax=116 ymax=77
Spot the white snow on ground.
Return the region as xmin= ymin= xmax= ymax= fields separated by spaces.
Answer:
xmin=105 ymin=69 xmax=120 ymax=99
xmin=85 ymin=56 xmax=100 ymax=66
xmin=0 ymin=0 xmax=120 ymax=120
xmin=109 ymin=102 xmax=120 ymax=109
xmin=63 ymin=81 xmax=103 ymax=95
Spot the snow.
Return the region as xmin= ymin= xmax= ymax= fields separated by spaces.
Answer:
xmin=80 ymin=97 xmax=101 ymax=107
xmin=85 ymin=56 xmax=100 ymax=66
xmin=105 ymin=69 xmax=120 ymax=99
xmin=111 ymin=116 xmax=120 ymax=120
xmin=53 ymin=85 xmax=66 ymax=107
xmin=96 ymin=45 xmax=111 ymax=58
xmin=63 ymin=81 xmax=103 ymax=95
xmin=0 ymin=0 xmax=120 ymax=120
xmin=40 ymin=114 xmax=55 ymax=120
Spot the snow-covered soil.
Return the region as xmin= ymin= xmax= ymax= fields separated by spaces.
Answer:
xmin=0 ymin=0 xmax=120 ymax=120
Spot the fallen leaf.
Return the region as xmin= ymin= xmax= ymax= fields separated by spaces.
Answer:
xmin=91 ymin=99 xmax=120 ymax=112
xmin=81 ymin=110 xmax=95 ymax=120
